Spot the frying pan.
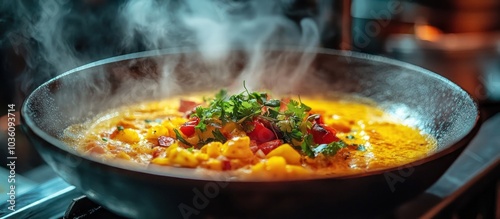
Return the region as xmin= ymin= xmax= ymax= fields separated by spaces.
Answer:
xmin=21 ymin=48 xmax=480 ymax=218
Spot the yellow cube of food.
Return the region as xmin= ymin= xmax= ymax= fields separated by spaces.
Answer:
xmin=265 ymin=156 xmax=287 ymax=177
xmin=251 ymin=161 xmax=266 ymax=173
xmin=202 ymin=159 xmax=223 ymax=171
xmin=169 ymin=148 xmax=199 ymax=168
xmin=116 ymin=151 xmax=131 ymax=160
xmin=115 ymin=128 xmax=140 ymax=144
xmin=163 ymin=117 xmax=188 ymax=127
xmin=162 ymin=118 xmax=187 ymax=137
xmin=146 ymin=125 xmax=169 ymax=139
xmin=265 ymin=144 xmax=301 ymax=165
xmin=221 ymin=136 xmax=253 ymax=159
xmin=165 ymin=143 xmax=179 ymax=153
xmin=286 ymin=165 xmax=310 ymax=177
xmin=195 ymin=153 xmax=209 ymax=162
xmin=201 ymin=142 xmax=222 ymax=158
xmin=151 ymin=157 xmax=170 ymax=165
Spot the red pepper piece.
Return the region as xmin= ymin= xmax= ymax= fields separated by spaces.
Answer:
xmin=310 ymin=123 xmax=339 ymax=144
xmin=247 ymin=120 xmax=276 ymax=144
xmin=179 ymin=117 xmax=199 ymax=137
xmin=222 ymin=160 xmax=231 ymax=171
xmin=258 ymin=139 xmax=284 ymax=155
xmin=178 ymin=99 xmax=199 ymax=113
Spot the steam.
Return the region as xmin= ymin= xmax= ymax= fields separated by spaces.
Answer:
xmin=4 ymin=0 xmax=325 ymax=110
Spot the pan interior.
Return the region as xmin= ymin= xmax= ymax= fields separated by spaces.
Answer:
xmin=22 ymin=48 xmax=478 ymax=178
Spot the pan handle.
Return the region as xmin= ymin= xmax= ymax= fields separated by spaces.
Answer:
xmin=396 ymin=113 xmax=500 ymax=218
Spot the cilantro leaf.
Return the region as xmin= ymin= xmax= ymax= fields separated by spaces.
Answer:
xmin=301 ymin=134 xmax=315 ymax=158
xmin=313 ymin=140 xmax=347 ymax=157
xmin=285 ymin=99 xmax=311 ymax=120
xmin=190 ymin=83 xmax=330 ymax=158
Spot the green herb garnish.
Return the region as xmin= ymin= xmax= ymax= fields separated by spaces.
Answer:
xmin=301 ymin=134 xmax=315 ymax=158
xmin=313 ymin=140 xmax=347 ymax=157
xmin=212 ymin=129 xmax=227 ymax=142
xmin=190 ymin=82 xmax=346 ymax=157
xmin=173 ymin=129 xmax=192 ymax=147
xmin=117 ymin=126 xmax=124 ymax=131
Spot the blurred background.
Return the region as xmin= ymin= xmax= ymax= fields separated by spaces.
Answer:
xmin=0 ymin=0 xmax=499 ymax=218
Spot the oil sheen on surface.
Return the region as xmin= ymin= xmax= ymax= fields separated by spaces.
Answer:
xmin=63 ymin=93 xmax=436 ymax=180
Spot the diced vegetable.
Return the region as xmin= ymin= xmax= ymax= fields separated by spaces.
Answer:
xmin=168 ymin=146 xmax=199 ymax=167
xmin=151 ymin=157 xmax=170 ymax=165
xmin=202 ymin=159 xmax=223 ymax=171
xmin=266 ymin=144 xmax=301 ymax=165
xmin=221 ymin=136 xmax=253 ymax=159
xmin=201 ymin=142 xmax=222 ymax=158
xmin=178 ymin=99 xmax=199 ymax=113
xmin=309 ymin=123 xmax=339 ymax=144
xmin=116 ymin=151 xmax=131 ymax=160
xmin=179 ymin=117 xmax=199 ymax=137
xmin=246 ymin=120 xmax=276 ymax=144
xmin=146 ymin=125 xmax=169 ymax=139
xmin=258 ymin=139 xmax=284 ymax=155
xmin=115 ymin=128 xmax=140 ymax=144
xmin=265 ymin=156 xmax=287 ymax=177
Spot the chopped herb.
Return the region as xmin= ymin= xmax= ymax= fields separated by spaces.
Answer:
xmin=144 ymin=119 xmax=153 ymax=123
xmin=285 ymin=99 xmax=309 ymax=120
xmin=212 ymin=129 xmax=227 ymax=143
xmin=102 ymin=138 xmax=108 ymax=142
xmin=264 ymin=99 xmax=281 ymax=107
xmin=189 ymin=83 xmax=342 ymax=156
xmin=117 ymin=126 xmax=124 ymax=131
xmin=186 ymin=147 xmax=194 ymax=153
xmin=346 ymin=135 xmax=355 ymax=140
xmin=356 ymin=144 xmax=366 ymax=151
xmin=301 ymin=134 xmax=315 ymax=158
xmin=173 ymin=129 xmax=192 ymax=147
xmin=313 ymin=140 xmax=347 ymax=157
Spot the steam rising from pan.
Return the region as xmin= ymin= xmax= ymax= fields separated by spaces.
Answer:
xmin=4 ymin=0 xmax=322 ymax=97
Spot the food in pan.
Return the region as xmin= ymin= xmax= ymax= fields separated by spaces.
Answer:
xmin=64 ymin=86 xmax=436 ymax=179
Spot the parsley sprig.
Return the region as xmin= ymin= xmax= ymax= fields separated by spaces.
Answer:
xmin=191 ymin=84 xmax=345 ymax=157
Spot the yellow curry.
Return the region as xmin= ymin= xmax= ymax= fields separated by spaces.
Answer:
xmin=64 ymin=89 xmax=436 ymax=179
